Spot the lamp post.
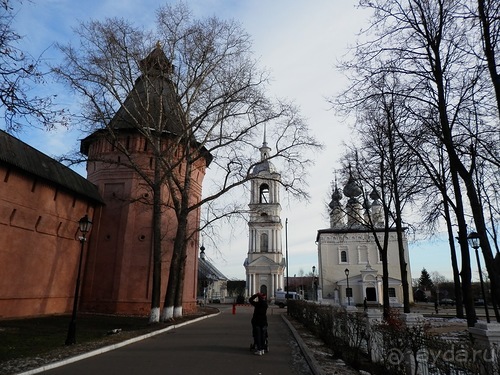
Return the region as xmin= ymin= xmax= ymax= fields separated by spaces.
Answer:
xmin=312 ymin=266 xmax=316 ymax=301
xmin=345 ymin=268 xmax=350 ymax=306
xmin=66 ymin=214 xmax=92 ymax=345
xmin=285 ymin=218 xmax=289 ymax=308
xmin=467 ymin=231 xmax=490 ymax=323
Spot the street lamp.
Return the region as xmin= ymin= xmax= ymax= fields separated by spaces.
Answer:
xmin=66 ymin=214 xmax=92 ymax=345
xmin=345 ymin=268 xmax=350 ymax=306
xmin=312 ymin=266 xmax=316 ymax=301
xmin=285 ymin=218 xmax=289 ymax=308
xmin=467 ymin=231 xmax=490 ymax=323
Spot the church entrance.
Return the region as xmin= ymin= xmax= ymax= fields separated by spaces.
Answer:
xmin=260 ymin=285 xmax=267 ymax=295
xmin=366 ymin=287 xmax=376 ymax=301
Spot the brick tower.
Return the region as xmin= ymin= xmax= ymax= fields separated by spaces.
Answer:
xmin=80 ymin=46 xmax=211 ymax=315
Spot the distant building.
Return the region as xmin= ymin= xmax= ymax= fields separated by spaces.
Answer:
xmin=198 ymin=245 xmax=228 ymax=303
xmin=244 ymin=136 xmax=286 ymax=298
xmin=316 ymin=174 xmax=413 ymax=307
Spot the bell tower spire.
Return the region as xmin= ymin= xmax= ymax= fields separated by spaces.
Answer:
xmin=260 ymin=125 xmax=271 ymax=161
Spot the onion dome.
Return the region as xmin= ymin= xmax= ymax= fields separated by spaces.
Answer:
xmin=329 ymin=186 xmax=343 ymax=209
xmin=343 ymin=174 xmax=362 ymax=199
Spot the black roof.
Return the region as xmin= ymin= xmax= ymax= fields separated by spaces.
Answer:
xmin=0 ymin=130 xmax=103 ymax=203
xmin=198 ymin=257 xmax=227 ymax=280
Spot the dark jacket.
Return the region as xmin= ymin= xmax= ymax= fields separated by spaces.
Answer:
xmin=249 ymin=294 xmax=268 ymax=326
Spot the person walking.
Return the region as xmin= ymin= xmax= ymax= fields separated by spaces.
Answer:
xmin=249 ymin=292 xmax=268 ymax=356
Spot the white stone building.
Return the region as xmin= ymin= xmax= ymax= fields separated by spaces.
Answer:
xmin=316 ymin=174 xmax=413 ymax=307
xmin=244 ymin=137 xmax=286 ymax=298
xmin=198 ymin=245 xmax=228 ymax=303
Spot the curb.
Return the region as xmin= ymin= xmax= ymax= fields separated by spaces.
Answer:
xmin=281 ymin=314 xmax=325 ymax=375
xmin=17 ymin=311 xmax=221 ymax=375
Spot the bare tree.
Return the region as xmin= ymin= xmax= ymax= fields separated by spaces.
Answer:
xmin=54 ymin=4 xmax=320 ymax=322
xmin=0 ymin=1 xmax=65 ymax=131
xmin=338 ymin=106 xmax=420 ymax=317
xmin=475 ymin=0 xmax=500 ymax=118
xmin=336 ymin=0 xmax=500 ymax=326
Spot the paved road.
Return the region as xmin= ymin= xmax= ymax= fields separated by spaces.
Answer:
xmin=39 ymin=305 xmax=312 ymax=375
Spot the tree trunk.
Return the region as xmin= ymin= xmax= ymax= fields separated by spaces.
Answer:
xmin=443 ymin=199 xmax=464 ymax=318
xmin=174 ymin=252 xmax=187 ymax=318
xmin=149 ymin=150 xmax=163 ymax=324
xmin=432 ymin=41 xmax=477 ymax=327
xmin=161 ymin=167 xmax=191 ymax=321
xmin=477 ymin=0 xmax=500 ymax=118
xmin=449 ymin=163 xmax=477 ymax=327
xmin=381 ymin=246 xmax=391 ymax=320
xmin=463 ymin=170 xmax=500 ymax=322
xmin=387 ymin=119 xmax=411 ymax=313
xmin=161 ymin=232 xmax=182 ymax=321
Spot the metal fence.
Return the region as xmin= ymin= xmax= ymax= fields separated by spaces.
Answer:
xmin=287 ymin=300 xmax=498 ymax=375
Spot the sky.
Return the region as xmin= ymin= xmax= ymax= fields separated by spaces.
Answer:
xmin=9 ymin=0 xmax=461 ymax=283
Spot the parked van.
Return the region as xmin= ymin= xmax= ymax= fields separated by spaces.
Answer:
xmin=274 ymin=291 xmax=300 ymax=308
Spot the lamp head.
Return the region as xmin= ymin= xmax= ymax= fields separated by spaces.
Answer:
xmin=467 ymin=231 xmax=480 ymax=250
xmin=345 ymin=268 xmax=350 ymax=277
xmin=79 ymin=214 xmax=92 ymax=235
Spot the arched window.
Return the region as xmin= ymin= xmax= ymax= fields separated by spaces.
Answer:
xmin=260 ymin=233 xmax=269 ymax=252
xmin=340 ymin=250 xmax=347 ymax=263
xmin=259 ymin=183 xmax=270 ymax=203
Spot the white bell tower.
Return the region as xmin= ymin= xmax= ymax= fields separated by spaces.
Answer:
xmin=244 ymin=134 xmax=286 ymax=298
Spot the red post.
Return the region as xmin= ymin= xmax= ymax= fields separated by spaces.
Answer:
xmin=232 ymin=303 xmax=236 ymax=315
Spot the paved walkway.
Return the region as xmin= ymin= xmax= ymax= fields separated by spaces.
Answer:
xmin=32 ymin=305 xmax=313 ymax=375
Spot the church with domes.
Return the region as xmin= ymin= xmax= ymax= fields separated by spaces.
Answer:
xmin=316 ymin=172 xmax=413 ymax=307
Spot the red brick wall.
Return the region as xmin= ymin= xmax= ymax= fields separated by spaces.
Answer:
xmin=0 ymin=164 xmax=96 ymax=318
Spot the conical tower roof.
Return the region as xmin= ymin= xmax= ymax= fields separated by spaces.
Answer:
xmin=109 ymin=44 xmax=185 ymax=134
xmin=81 ymin=45 xmax=186 ymax=154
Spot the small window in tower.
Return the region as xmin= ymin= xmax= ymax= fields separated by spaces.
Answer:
xmin=340 ymin=250 xmax=347 ymax=263
xmin=260 ymin=233 xmax=269 ymax=252
xmin=259 ymin=183 xmax=270 ymax=203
